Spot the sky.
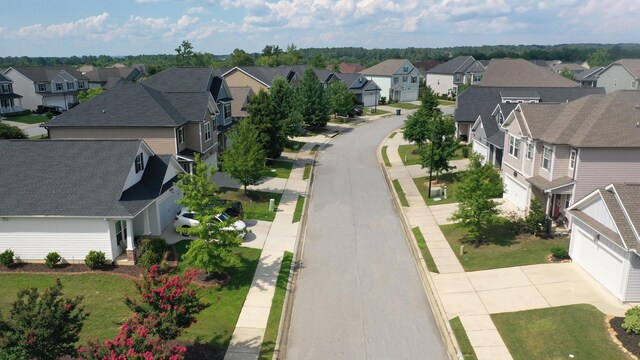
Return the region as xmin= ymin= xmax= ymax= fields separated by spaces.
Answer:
xmin=1 ymin=0 xmax=639 ymax=57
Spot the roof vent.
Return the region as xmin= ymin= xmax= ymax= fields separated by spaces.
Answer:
xmin=102 ymin=109 xmax=105 ymax=114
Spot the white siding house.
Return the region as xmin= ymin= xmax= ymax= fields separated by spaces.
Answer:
xmin=361 ymin=59 xmax=420 ymax=102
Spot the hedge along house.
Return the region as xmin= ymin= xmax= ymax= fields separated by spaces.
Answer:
xmin=0 ymin=139 xmax=184 ymax=265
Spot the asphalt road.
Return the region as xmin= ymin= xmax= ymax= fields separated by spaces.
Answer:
xmin=286 ymin=114 xmax=448 ymax=360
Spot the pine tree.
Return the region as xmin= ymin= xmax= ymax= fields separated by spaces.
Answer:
xmin=296 ymin=67 xmax=330 ymax=128
xmin=327 ymin=81 xmax=356 ymax=116
xmin=223 ymin=120 xmax=268 ymax=195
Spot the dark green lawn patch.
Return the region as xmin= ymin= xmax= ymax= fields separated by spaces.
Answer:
xmin=292 ymin=195 xmax=305 ymax=223
xmin=364 ymin=107 xmax=390 ymax=116
xmin=217 ymin=187 xmax=282 ymax=222
xmin=302 ymin=163 xmax=311 ymax=180
xmin=398 ymin=144 xmax=421 ymax=166
xmin=438 ymin=99 xmax=455 ymax=106
xmin=389 ymin=131 xmax=398 ymax=138
xmin=266 ymin=159 xmax=293 ymax=179
xmin=386 ymin=102 xmax=420 ymax=110
xmin=258 ymin=251 xmax=293 ymax=360
xmin=392 ymin=179 xmax=409 ymax=207
xmin=3 ymin=114 xmax=47 ymax=124
xmin=381 ymin=145 xmax=391 ymax=167
xmin=450 ymin=317 xmax=478 ymax=360
xmin=284 ymin=140 xmax=305 ymax=153
xmin=492 ymin=305 xmax=627 ymax=360
xmin=412 ymin=227 xmax=438 ymax=273
xmin=310 ymin=144 xmax=321 ymax=153
xmin=413 ymin=172 xmax=463 ymax=206
xmin=440 ymin=219 xmax=570 ymax=271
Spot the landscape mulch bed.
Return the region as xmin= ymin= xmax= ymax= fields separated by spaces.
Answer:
xmin=609 ymin=317 xmax=640 ymax=359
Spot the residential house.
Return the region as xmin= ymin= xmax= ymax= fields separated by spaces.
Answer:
xmin=327 ymin=62 xmax=366 ymax=74
xmin=0 ymin=139 xmax=184 ymax=264
xmin=45 ymin=67 xmax=227 ymax=172
xmin=575 ymin=67 xmax=605 ymax=88
xmin=329 ymin=73 xmax=381 ymax=107
xmin=229 ymin=86 xmax=255 ymax=120
xmin=596 ymin=59 xmax=640 ymax=93
xmin=499 ymin=91 xmax=640 ymax=226
xmin=478 ymin=58 xmax=580 ymax=88
xmin=3 ymin=66 xmax=89 ymax=110
xmin=0 ymin=73 xmax=23 ymax=114
xmin=360 ymin=59 xmax=421 ymax=102
xmin=222 ymin=66 xmax=298 ymax=94
xmin=567 ymin=183 xmax=640 ymax=302
xmin=463 ymin=86 xmax=604 ymax=156
xmin=83 ymin=66 xmax=147 ymax=90
xmin=549 ymin=62 xmax=587 ymax=76
xmin=424 ymin=56 xmax=484 ymax=96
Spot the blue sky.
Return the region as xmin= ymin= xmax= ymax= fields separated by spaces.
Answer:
xmin=1 ymin=0 xmax=638 ymax=57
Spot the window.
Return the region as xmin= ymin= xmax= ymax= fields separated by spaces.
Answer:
xmin=411 ymin=76 xmax=417 ymax=84
xmin=454 ymin=74 xmax=462 ymax=82
xmin=394 ymin=77 xmax=399 ymax=84
xmin=565 ymin=194 xmax=572 ymax=209
xmin=66 ymin=82 xmax=74 ymax=90
xmin=78 ymin=81 xmax=85 ymax=89
xmin=37 ymin=83 xmax=46 ymax=92
xmin=403 ymin=66 xmax=409 ymax=73
xmin=542 ymin=146 xmax=552 ymax=170
xmin=402 ymin=76 xmax=408 ymax=83
xmin=55 ymin=82 xmax=63 ymax=91
xmin=134 ymin=153 xmax=144 ymax=173
xmin=177 ymin=127 xmax=184 ymax=144
xmin=527 ymin=143 xmax=534 ymax=160
xmin=224 ymin=102 xmax=231 ymax=118
xmin=0 ymin=84 xmax=10 ymax=93
xmin=613 ymin=79 xmax=617 ymax=87
xmin=569 ymin=149 xmax=577 ymax=169
xmin=204 ymin=121 xmax=212 ymax=141
xmin=509 ymin=135 xmax=521 ymax=158
xmin=115 ymin=220 xmax=127 ymax=247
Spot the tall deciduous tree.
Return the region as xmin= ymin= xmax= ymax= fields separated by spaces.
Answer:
xmin=418 ymin=114 xmax=459 ymax=181
xmin=559 ymin=67 xmax=576 ymax=80
xmin=247 ymin=89 xmax=287 ymax=158
xmin=78 ymin=87 xmax=103 ymax=103
xmin=296 ymin=67 xmax=330 ymax=128
xmin=403 ymin=86 xmax=441 ymax=147
xmin=270 ymin=77 xmax=303 ymax=137
xmin=450 ymin=154 xmax=504 ymax=246
xmin=230 ymin=48 xmax=255 ymax=67
xmin=223 ymin=120 xmax=268 ymax=195
xmin=176 ymin=155 xmax=242 ymax=275
xmin=327 ymin=81 xmax=355 ymax=116
xmin=586 ymin=49 xmax=613 ymax=67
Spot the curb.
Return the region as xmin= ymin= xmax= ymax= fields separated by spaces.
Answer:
xmin=377 ymin=129 xmax=463 ymax=360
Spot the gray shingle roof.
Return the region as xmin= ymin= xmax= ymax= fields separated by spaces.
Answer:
xmin=526 ymin=176 xmax=575 ymax=192
xmin=614 ymin=59 xmax=640 ymax=79
xmin=0 ymin=73 xmax=10 ymax=82
xmin=361 ymin=59 xmax=411 ymax=76
xmin=9 ymin=66 xmax=88 ymax=81
xmin=574 ymin=67 xmax=604 ymax=81
xmin=426 ymin=56 xmax=476 ymax=75
xmin=613 ymin=183 xmax=640 ymax=243
xmin=83 ymin=67 xmax=141 ymax=84
xmin=601 ymin=186 xmax=637 ymax=250
xmin=227 ymin=66 xmax=295 ymax=87
xmin=143 ymin=67 xmax=213 ymax=93
xmin=229 ymin=86 xmax=253 ymax=118
xmin=0 ymin=139 xmax=171 ymax=217
xmin=478 ymin=59 xmax=580 ymax=87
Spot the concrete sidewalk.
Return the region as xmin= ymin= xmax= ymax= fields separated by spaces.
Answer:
xmin=381 ymin=129 xmax=631 ymax=360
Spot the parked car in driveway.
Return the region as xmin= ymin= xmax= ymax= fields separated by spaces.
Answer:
xmin=174 ymin=208 xmax=247 ymax=237
xmin=210 ymin=199 xmax=243 ymax=218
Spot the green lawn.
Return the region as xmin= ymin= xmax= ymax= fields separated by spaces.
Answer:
xmin=386 ymin=102 xmax=420 ymax=110
xmin=302 ymin=163 xmax=311 ymax=180
xmin=492 ymin=305 xmax=627 ymax=360
xmin=398 ymin=144 xmax=421 ymax=166
xmin=413 ymin=172 xmax=462 ymax=206
xmin=389 ymin=131 xmax=398 ymax=139
xmin=217 ymin=187 xmax=282 ymax=222
xmin=292 ymin=195 xmax=305 ymax=223
xmin=438 ymin=99 xmax=455 ymax=106
xmin=450 ymin=317 xmax=477 ymax=360
xmin=364 ymin=107 xmax=391 ymax=116
xmin=284 ymin=141 xmax=305 ymax=153
xmin=310 ymin=144 xmax=321 ymax=153
xmin=266 ymin=159 xmax=293 ymax=179
xmin=4 ymin=114 xmax=47 ymax=124
xmin=392 ymin=179 xmax=409 ymax=207
xmin=440 ymin=220 xmax=570 ymax=271
xmin=259 ymin=251 xmax=293 ymax=360
xmin=381 ymin=145 xmax=391 ymax=167
xmin=412 ymin=227 xmax=438 ymax=273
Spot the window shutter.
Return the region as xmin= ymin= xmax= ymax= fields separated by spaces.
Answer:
xmin=140 ymin=153 xmax=144 ymax=170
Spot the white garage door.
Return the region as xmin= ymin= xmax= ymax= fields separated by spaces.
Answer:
xmin=362 ymin=92 xmax=377 ymax=107
xmin=503 ymin=174 xmax=528 ymax=210
xmin=157 ymin=187 xmax=182 ymax=231
xmin=472 ymin=140 xmax=489 ymax=163
xmin=571 ymin=223 xmax=625 ymax=299
xmin=45 ymin=100 xmax=66 ymax=109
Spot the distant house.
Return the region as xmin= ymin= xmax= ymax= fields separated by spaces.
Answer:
xmin=596 ymin=59 xmax=640 ymax=93
xmin=3 ymin=66 xmax=89 ymax=110
xmin=329 ymin=73 xmax=381 ymax=107
xmin=327 ymin=62 xmax=366 ymax=74
xmin=568 ymin=183 xmax=640 ymax=302
xmin=222 ymin=66 xmax=298 ymax=94
xmin=360 ymin=59 xmax=420 ymax=102
xmin=412 ymin=60 xmax=441 ymax=72
xmin=575 ymin=67 xmax=605 ymax=88
xmin=0 ymin=73 xmax=23 ymax=114
xmin=499 ymin=91 xmax=640 ymax=223
xmin=549 ymin=62 xmax=587 ymax=76
xmin=478 ymin=59 xmax=580 ymax=88
xmin=424 ymin=56 xmax=484 ymax=96
xmin=0 ymin=139 xmax=184 ymax=264
xmin=45 ymin=67 xmax=227 ymax=172
xmin=83 ymin=66 xmax=146 ymax=90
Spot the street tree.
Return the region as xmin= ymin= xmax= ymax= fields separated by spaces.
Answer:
xmin=418 ymin=114 xmax=459 ymax=181
xmin=247 ymin=89 xmax=287 ymax=158
xmin=327 ymin=81 xmax=355 ymax=117
xmin=403 ymin=86 xmax=441 ymax=147
xmin=296 ymin=66 xmax=330 ymax=128
xmin=176 ymin=155 xmax=242 ymax=275
xmin=78 ymin=87 xmax=103 ymax=103
xmin=270 ymin=77 xmax=294 ymax=122
xmin=222 ymin=120 xmax=268 ymax=195
xmin=450 ymin=153 xmax=504 ymax=246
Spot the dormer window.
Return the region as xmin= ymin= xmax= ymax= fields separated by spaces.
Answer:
xmin=403 ymin=66 xmax=409 ymax=73
xmin=55 ymin=82 xmax=63 ymax=91
xmin=134 ymin=153 xmax=144 ymax=173
xmin=37 ymin=83 xmax=46 ymax=92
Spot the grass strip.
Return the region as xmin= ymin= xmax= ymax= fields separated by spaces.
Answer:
xmin=302 ymin=163 xmax=311 ymax=180
xmin=392 ymin=179 xmax=409 ymax=207
xmin=292 ymin=195 xmax=305 ymax=223
xmin=389 ymin=131 xmax=398 ymax=138
xmin=412 ymin=227 xmax=439 ymax=273
xmin=381 ymin=145 xmax=391 ymax=167
xmin=450 ymin=317 xmax=478 ymax=360
xmin=310 ymin=144 xmax=321 ymax=153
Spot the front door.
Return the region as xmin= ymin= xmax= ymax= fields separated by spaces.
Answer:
xmin=552 ymin=194 xmax=562 ymax=218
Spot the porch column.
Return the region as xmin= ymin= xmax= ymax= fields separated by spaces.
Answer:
xmin=143 ymin=208 xmax=151 ymax=235
xmin=545 ymin=194 xmax=552 ymax=217
xmin=125 ymin=219 xmax=136 ymax=262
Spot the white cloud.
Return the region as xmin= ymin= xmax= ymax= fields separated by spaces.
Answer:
xmin=135 ymin=0 xmax=166 ymax=3
xmin=166 ymin=15 xmax=199 ymax=36
xmin=186 ymin=6 xmax=209 ymax=14
xmin=15 ymin=12 xmax=109 ymax=39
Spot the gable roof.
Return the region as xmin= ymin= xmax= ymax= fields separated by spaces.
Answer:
xmin=0 ymin=73 xmax=11 ymax=82
xmin=83 ymin=67 xmax=142 ymax=85
xmin=412 ymin=60 xmax=441 ymax=71
xmin=0 ymin=139 xmax=175 ymax=217
xmin=229 ymin=86 xmax=253 ymax=118
xmin=550 ymin=62 xmax=586 ymax=73
xmin=8 ymin=66 xmax=88 ymax=82
xmin=478 ymin=59 xmax=580 ymax=87
xmin=333 ymin=73 xmax=380 ymax=92
xmin=223 ymin=66 xmax=296 ymax=88
xmin=360 ymin=59 xmax=411 ymax=76
xmin=143 ymin=67 xmax=213 ymax=93
xmin=426 ymin=56 xmax=476 ymax=75
xmin=330 ymin=62 xmax=366 ymax=74
xmin=575 ymin=67 xmax=605 ymax=82
xmin=513 ymin=90 xmax=640 ymax=147
xmin=611 ymin=59 xmax=640 ymax=79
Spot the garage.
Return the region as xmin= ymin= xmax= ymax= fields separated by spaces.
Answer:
xmin=570 ymin=219 xmax=626 ymax=299
xmin=156 ymin=186 xmax=183 ymax=232
xmin=472 ymin=140 xmax=489 ymax=163
xmin=503 ymin=173 xmax=528 ymax=210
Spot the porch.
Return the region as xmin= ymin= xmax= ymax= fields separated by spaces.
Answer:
xmin=527 ymin=175 xmax=576 ymax=232
xmin=0 ymin=98 xmax=23 ymax=115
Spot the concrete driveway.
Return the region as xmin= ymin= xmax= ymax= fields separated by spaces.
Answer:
xmin=434 ymin=262 xmax=630 ymax=317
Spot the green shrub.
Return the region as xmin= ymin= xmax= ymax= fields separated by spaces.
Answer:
xmin=45 ymin=252 xmax=62 ymax=269
xmin=526 ymin=198 xmax=549 ymax=235
xmin=379 ymin=96 xmax=387 ymax=105
xmin=623 ymin=306 xmax=640 ymax=334
xmin=0 ymin=249 xmax=14 ymax=267
xmin=461 ymin=144 xmax=470 ymax=158
xmin=550 ymin=246 xmax=569 ymax=260
xmin=137 ymin=237 xmax=168 ymax=270
xmin=85 ymin=250 xmax=106 ymax=269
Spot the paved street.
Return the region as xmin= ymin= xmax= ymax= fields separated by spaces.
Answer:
xmin=286 ymin=114 xmax=448 ymax=360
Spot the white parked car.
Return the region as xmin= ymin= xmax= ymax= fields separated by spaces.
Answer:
xmin=174 ymin=209 xmax=247 ymax=237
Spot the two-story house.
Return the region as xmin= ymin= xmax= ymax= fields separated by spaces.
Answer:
xmin=3 ymin=66 xmax=89 ymax=110
xmin=83 ymin=66 xmax=147 ymax=90
xmin=0 ymin=139 xmax=184 ymax=264
xmin=424 ymin=56 xmax=486 ymax=96
xmin=360 ymin=59 xmax=421 ymax=102
xmin=0 ymin=73 xmax=23 ymax=115
xmin=499 ymin=90 xmax=640 ymax=225
xmin=45 ymin=67 xmax=227 ymax=172
xmin=596 ymin=59 xmax=640 ymax=93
